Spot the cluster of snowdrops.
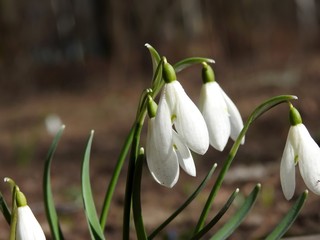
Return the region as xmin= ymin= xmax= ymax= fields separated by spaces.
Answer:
xmin=1 ymin=44 xmax=320 ymax=239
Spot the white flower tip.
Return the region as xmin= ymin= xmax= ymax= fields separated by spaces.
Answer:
xmin=91 ymin=130 xmax=95 ymax=135
xmin=45 ymin=114 xmax=63 ymax=136
xmin=208 ymin=59 xmax=215 ymax=64
xmin=215 ymin=144 xmax=225 ymax=152
xmin=292 ymin=95 xmax=298 ymax=100
xmin=235 ymin=188 xmax=240 ymax=193
xmin=4 ymin=177 xmax=9 ymax=183
xmin=284 ymin=192 xmax=294 ymax=200
xmin=144 ymin=43 xmax=151 ymax=48
xmin=160 ymin=179 xmax=177 ymax=188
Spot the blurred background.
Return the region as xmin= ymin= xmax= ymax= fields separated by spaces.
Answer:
xmin=1 ymin=0 xmax=320 ymax=239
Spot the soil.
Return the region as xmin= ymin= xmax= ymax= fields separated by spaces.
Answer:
xmin=1 ymin=50 xmax=320 ymax=240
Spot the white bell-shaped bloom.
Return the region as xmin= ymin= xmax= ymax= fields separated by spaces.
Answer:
xmin=199 ymin=81 xmax=244 ymax=151
xmin=280 ymin=123 xmax=320 ymax=200
xmin=16 ymin=205 xmax=46 ymax=240
xmin=162 ymin=80 xmax=209 ymax=155
xmin=146 ymin=95 xmax=196 ymax=188
xmin=280 ymin=105 xmax=320 ymax=200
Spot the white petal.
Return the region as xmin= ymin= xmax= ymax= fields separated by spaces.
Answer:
xmin=172 ymin=131 xmax=196 ymax=176
xmin=220 ymin=84 xmax=244 ymax=144
xmin=146 ymin=118 xmax=179 ymax=188
xmin=199 ymin=82 xmax=230 ymax=151
xmin=154 ymin=93 xmax=174 ymax=155
xmin=166 ymin=81 xmax=209 ymax=154
xmin=16 ymin=206 xmax=46 ymax=240
xmin=280 ymin=127 xmax=296 ymax=200
xmin=296 ymin=124 xmax=320 ymax=195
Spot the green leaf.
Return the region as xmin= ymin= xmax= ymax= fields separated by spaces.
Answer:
xmin=132 ymin=148 xmax=147 ymax=240
xmin=0 ymin=191 xmax=11 ymax=225
xmin=210 ymin=184 xmax=261 ymax=240
xmin=151 ymin=58 xmax=164 ymax=95
xmin=82 ymin=130 xmax=105 ymax=240
xmin=173 ymin=57 xmax=215 ymax=73
xmin=265 ymin=190 xmax=308 ymax=240
xmin=191 ymin=188 xmax=239 ymax=240
xmin=148 ymin=163 xmax=217 ymax=239
xmin=145 ymin=43 xmax=161 ymax=74
xmin=43 ymin=125 xmax=65 ymax=240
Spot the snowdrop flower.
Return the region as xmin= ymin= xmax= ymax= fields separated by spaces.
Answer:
xmin=280 ymin=104 xmax=320 ymax=200
xmin=199 ymin=63 xmax=244 ymax=151
xmin=15 ymin=189 xmax=46 ymax=240
xmin=146 ymin=96 xmax=196 ymax=188
xmin=160 ymin=59 xmax=209 ymax=155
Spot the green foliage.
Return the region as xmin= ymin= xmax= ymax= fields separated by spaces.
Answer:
xmin=0 ymin=45 xmax=313 ymax=240
xmin=266 ymin=190 xmax=308 ymax=240
xmin=81 ymin=130 xmax=105 ymax=240
xmin=210 ymin=184 xmax=261 ymax=240
xmin=43 ymin=126 xmax=65 ymax=240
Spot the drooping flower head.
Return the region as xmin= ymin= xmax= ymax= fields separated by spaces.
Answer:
xmin=146 ymin=96 xmax=196 ymax=187
xmin=161 ymin=59 xmax=209 ymax=155
xmin=145 ymin=58 xmax=209 ymax=187
xmin=199 ymin=63 xmax=244 ymax=151
xmin=280 ymin=104 xmax=320 ymax=200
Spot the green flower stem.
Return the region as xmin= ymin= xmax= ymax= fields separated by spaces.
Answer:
xmin=123 ymin=115 xmax=146 ymax=240
xmin=148 ymin=163 xmax=217 ymax=239
xmin=132 ymin=148 xmax=147 ymax=240
xmin=194 ymin=95 xmax=297 ymax=233
xmin=122 ymin=58 xmax=164 ymax=239
xmin=4 ymin=178 xmax=18 ymax=240
xmin=99 ymin=124 xmax=135 ymax=230
xmin=9 ymin=186 xmax=17 ymax=240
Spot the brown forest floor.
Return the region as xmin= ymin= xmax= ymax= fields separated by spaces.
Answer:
xmin=1 ymin=50 xmax=320 ymax=239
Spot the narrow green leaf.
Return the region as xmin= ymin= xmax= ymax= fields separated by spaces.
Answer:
xmin=173 ymin=57 xmax=215 ymax=73
xmin=82 ymin=130 xmax=105 ymax=240
xmin=210 ymin=184 xmax=261 ymax=240
xmin=265 ymin=190 xmax=308 ymax=240
xmin=99 ymin=124 xmax=134 ymax=229
xmin=132 ymin=148 xmax=147 ymax=240
xmin=191 ymin=188 xmax=239 ymax=240
xmin=145 ymin=43 xmax=161 ymax=74
xmin=0 ymin=191 xmax=11 ymax=224
xmin=43 ymin=125 xmax=65 ymax=240
xmin=151 ymin=58 xmax=164 ymax=96
xmin=148 ymin=163 xmax=217 ymax=239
